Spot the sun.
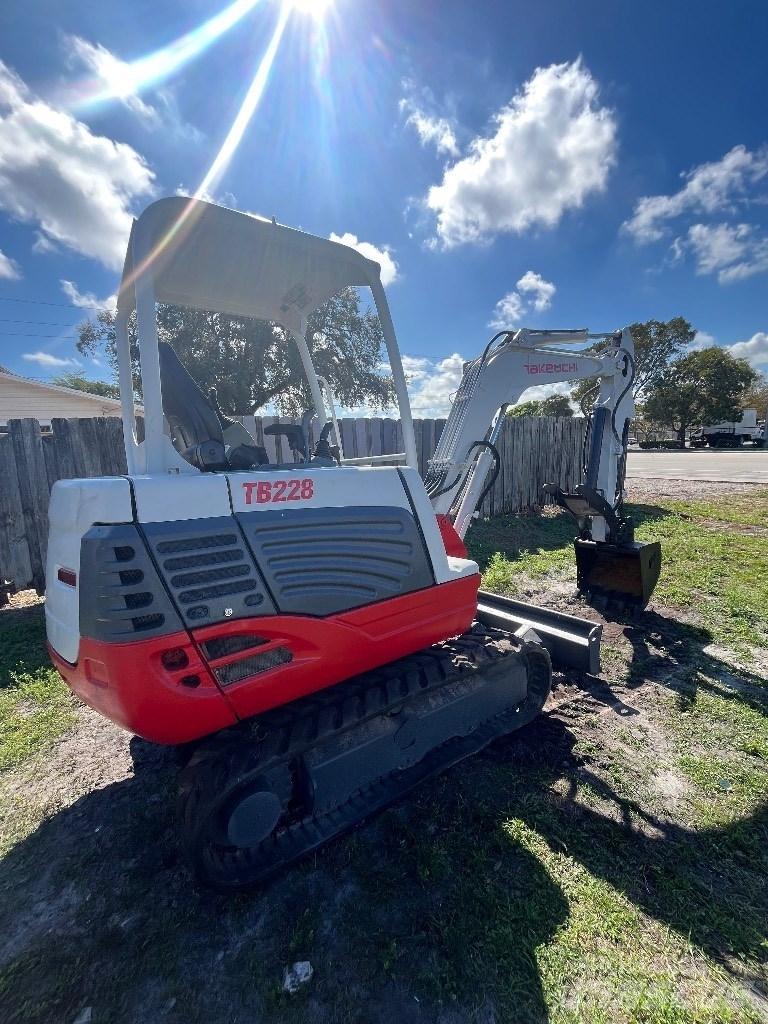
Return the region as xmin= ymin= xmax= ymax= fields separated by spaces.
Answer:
xmin=284 ymin=0 xmax=333 ymax=19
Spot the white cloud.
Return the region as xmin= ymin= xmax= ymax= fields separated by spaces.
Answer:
xmin=0 ymin=61 xmax=155 ymax=269
xmin=489 ymin=270 xmax=555 ymax=328
xmin=374 ymin=352 xmax=465 ymax=417
xmin=60 ymin=279 xmax=117 ymax=312
xmin=623 ymin=145 xmax=768 ymax=243
xmin=425 ymin=59 xmax=616 ymax=248
xmin=65 ymin=36 xmax=201 ymax=141
xmin=22 ymin=351 xmax=81 ymax=368
xmin=687 ymin=222 xmax=750 ymax=274
xmin=0 ymin=248 xmax=21 ymax=279
xmin=489 ymin=291 xmax=525 ymax=329
xmin=400 ymin=354 xmax=432 ymax=380
xmin=329 ymin=232 xmax=399 ymax=286
xmin=32 ymin=231 xmax=57 ymax=254
xmin=408 ymin=353 xmax=466 ymax=417
xmin=67 ymin=37 xmax=159 ymax=124
xmin=399 ymin=95 xmax=458 ymax=157
xmin=725 ymin=332 xmax=768 ymax=368
xmin=516 ymin=270 xmax=556 ymax=311
xmin=685 ymin=222 xmax=768 ymax=283
xmin=688 ymin=330 xmax=716 ymax=351
xmin=514 ymin=380 xmax=575 ymax=407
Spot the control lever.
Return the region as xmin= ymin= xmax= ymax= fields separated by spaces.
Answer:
xmin=312 ymin=422 xmax=340 ymax=464
xmin=264 ymin=423 xmax=308 ymax=461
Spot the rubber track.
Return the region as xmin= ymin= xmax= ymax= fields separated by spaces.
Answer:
xmin=178 ymin=627 xmax=550 ymax=890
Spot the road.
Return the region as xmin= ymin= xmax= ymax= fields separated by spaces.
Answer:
xmin=626 ymin=449 xmax=768 ymax=482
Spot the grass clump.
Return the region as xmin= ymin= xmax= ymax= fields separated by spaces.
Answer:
xmin=468 ymin=491 xmax=768 ymax=655
xmin=0 ymin=603 xmax=76 ymax=772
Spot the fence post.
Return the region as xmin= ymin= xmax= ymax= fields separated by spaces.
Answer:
xmin=8 ymin=419 xmax=49 ymax=591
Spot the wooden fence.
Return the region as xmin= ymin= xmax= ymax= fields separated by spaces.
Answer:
xmin=0 ymin=414 xmax=585 ymax=594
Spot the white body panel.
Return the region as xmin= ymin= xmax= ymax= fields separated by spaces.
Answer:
xmin=45 ymin=466 xmax=476 ymax=666
xmin=45 ymin=478 xmax=133 ymax=663
xmin=226 ymin=466 xmax=411 ymax=514
xmin=398 ymin=466 xmax=478 ymax=583
xmin=132 ymin=473 xmax=232 ymax=523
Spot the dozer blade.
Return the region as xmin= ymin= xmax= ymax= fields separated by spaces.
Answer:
xmin=574 ymin=538 xmax=661 ymax=611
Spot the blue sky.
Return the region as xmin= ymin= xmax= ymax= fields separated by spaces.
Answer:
xmin=0 ymin=0 xmax=766 ymax=415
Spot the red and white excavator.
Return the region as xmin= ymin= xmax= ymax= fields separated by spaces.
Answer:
xmin=45 ymin=198 xmax=660 ymax=889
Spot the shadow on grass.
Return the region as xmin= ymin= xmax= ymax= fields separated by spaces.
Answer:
xmin=0 ymin=731 xmax=568 ymax=1024
xmin=614 ymin=609 xmax=768 ymax=715
xmin=0 ymin=585 xmax=764 ymax=1022
xmin=1 ymin=699 xmax=766 ymax=1023
xmin=497 ymin=716 xmax=768 ymax=997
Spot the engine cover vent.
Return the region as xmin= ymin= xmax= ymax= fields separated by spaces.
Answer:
xmin=236 ymin=506 xmax=434 ymax=616
xmin=142 ymin=517 xmax=276 ymax=627
xmin=213 ymin=647 xmax=292 ymax=686
xmin=79 ymin=524 xmax=183 ymax=643
xmin=200 ymin=633 xmax=268 ymax=660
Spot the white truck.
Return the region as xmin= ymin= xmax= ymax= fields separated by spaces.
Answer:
xmin=689 ymin=408 xmax=765 ymax=448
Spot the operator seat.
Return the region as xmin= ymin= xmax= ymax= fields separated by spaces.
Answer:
xmin=158 ymin=342 xmax=267 ymax=471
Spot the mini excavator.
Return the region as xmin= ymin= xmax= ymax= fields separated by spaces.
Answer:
xmin=45 ymin=198 xmax=660 ymax=889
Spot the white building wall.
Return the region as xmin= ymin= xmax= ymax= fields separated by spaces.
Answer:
xmin=0 ymin=374 xmax=126 ymax=426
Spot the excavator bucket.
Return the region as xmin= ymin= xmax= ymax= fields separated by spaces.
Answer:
xmin=574 ymin=539 xmax=661 ymax=611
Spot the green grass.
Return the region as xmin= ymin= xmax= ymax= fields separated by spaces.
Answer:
xmin=1 ymin=490 xmax=767 ymax=1023
xmin=0 ymin=604 xmax=76 ymax=772
xmin=468 ymin=490 xmax=768 ymax=655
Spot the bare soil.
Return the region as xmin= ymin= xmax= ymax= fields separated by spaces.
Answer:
xmin=1 ymin=480 xmax=766 ymax=1024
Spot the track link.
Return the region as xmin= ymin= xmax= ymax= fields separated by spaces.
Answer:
xmin=178 ymin=626 xmax=550 ymax=890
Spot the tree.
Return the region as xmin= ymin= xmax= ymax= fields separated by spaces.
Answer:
xmin=571 ymin=318 xmax=696 ymax=412
xmin=75 ymin=287 xmax=396 ymax=415
xmin=643 ymin=347 xmax=757 ymax=441
xmin=508 ymin=394 xmax=573 ymax=417
xmin=51 ymin=373 xmax=120 ymax=399
xmin=741 ymin=372 xmax=768 ymax=417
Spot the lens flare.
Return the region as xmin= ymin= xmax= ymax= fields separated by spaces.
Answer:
xmin=196 ymin=3 xmax=291 ymax=198
xmin=73 ymin=0 xmax=265 ymax=111
xmin=120 ymin=3 xmax=291 ymax=301
xmin=284 ymin=0 xmax=334 ymax=19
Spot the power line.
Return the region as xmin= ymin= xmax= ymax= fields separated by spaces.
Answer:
xmin=0 ymin=318 xmax=82 ymax=327
xmin=0 ymin=295 xmax=108 ymax=310
xmin=0 ymin=332 xmax=80 ymax=339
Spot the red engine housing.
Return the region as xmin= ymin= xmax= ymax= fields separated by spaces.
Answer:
xmin=50 ymin=575 xmax=479 ymax=745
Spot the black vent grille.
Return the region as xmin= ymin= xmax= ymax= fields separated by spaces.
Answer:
xmin=156 ymin=533 xmax=236 ymax=554
xmin=159 ymin=539 xmax=255 ymax=604
xmin=143 ymin=517 xmax=275 ymax=626
xmin=132 ymin=613 xmax=165 ymax=631
xmin=214 ymin=647 xmax=292 ymax=686
xmin=237 ymin=506 xmax=434 ymax=616
xmin=79 ymin=524 xmax=182 ymax=643
xmin=201 ymin=634 xmax=268 ymax=660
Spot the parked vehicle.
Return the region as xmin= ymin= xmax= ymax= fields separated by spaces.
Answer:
xmin=689 ymin=409 xmax=765 ymax=448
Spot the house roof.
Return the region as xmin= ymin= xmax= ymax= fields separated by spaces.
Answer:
xmin=0 ymin=370 xmax=137 ymax=409
xmin=0 ymin=369 xmax=141 ymax=410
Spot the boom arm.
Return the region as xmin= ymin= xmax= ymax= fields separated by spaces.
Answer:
xmin=427 ymin=327 xmax=636 ymax=541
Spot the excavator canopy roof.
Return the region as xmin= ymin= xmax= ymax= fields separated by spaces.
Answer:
xmin=118 ymin=196 xmax=382 ymax=331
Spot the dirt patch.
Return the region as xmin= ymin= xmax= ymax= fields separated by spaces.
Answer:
xmin=693 ymin=517 xmax=768 ymax=536
xmin=626 ymin=479 xmax=766 ymax=502
xmin=1 ymin=484 xmax=767 ymax=1024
